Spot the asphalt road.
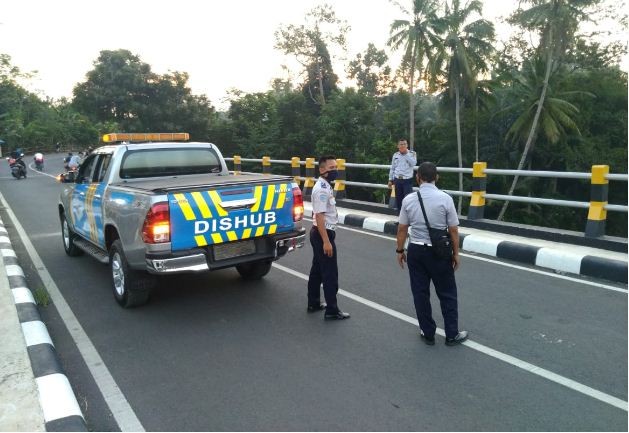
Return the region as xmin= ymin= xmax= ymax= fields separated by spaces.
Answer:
xmin=1 ymin=153 xmax=627 ymax=431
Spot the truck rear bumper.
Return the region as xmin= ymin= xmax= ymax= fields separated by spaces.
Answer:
xmin=146 ymin=230 xmax=306 ymax=274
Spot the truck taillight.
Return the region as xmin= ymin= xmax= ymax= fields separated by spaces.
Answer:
xmin=292 ymin=186 xmax=304 ymax=222
xmin=142 ymin=202 xmax=170 ymax=243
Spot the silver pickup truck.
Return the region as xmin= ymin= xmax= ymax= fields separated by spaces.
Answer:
xmin=58 ymin=134 xmax=306 ymax=307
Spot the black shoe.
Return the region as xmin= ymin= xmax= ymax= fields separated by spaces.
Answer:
xmin=445 ymin=331 xmax=468 ymax=346
xmin=324 ymin=310 xmax=350 ymax=320
xmin=307 ymin=303 xmax=326 ymax=313
xmin=420 ymin=331 xmax=435 ymax=346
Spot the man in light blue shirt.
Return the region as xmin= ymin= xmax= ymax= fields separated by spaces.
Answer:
xmin=388 ymin=139 xmax=417 ymax=213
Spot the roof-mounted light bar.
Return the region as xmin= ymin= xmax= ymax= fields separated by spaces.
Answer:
xmin=102 ymin=133 xmax=190 ymax=143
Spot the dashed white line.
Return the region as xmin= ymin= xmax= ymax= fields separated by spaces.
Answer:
xmin=272 ymin=262 xmax=629 ymax=412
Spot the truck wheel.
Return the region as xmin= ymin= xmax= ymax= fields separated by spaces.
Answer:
xmin=236 ymin=260 xmax=273 ymax=280
xmin=61 ymin=212 xmax=83 ymax=257
xmin=109 ymin=240 xmax=152 ymax=308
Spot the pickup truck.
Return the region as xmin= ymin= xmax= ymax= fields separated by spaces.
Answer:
xmin=58 ymin=133 xmax=306 ymax=308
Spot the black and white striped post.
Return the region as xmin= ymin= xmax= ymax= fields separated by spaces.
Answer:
xmin=585 ymin=165 xmax=609 ymax=237
xmin=0 ymin=218 xmax=86 ymax=431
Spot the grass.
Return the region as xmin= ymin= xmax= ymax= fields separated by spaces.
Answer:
xmin=33 ymin=287 xmax=51 ymax=307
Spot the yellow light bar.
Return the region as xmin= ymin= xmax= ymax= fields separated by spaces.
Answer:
xmin=102 ymin=133 xmax=190 ymax=143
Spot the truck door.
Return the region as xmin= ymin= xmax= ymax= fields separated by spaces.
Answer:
xmin=70 ymin=154 xmax=105 ymax=245
xmin=90 ymin=154 xmax=112 ymax=247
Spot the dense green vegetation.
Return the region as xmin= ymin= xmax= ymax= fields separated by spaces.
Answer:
xmin=0 ymin=0 xmax=626 ymax=236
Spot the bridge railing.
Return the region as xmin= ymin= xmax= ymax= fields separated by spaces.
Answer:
xmin=225 ymin=157 xmax=628 ymax=238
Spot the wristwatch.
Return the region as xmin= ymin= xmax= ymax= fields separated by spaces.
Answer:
xmin=396 ymin=248 xmax=405 ymax=254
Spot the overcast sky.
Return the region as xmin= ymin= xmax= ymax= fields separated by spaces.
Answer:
xmin=1 ymin=0 xmax=624 ymax=110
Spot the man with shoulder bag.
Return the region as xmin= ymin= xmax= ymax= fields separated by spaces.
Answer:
xmin=395 ymin=162 xmax=468 ymax=346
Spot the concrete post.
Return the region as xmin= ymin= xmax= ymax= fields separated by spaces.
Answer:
xmin=233 ymin=155 xmax=241 ymax=175
xmin=333 ymin=159 xmax=346 ymax=199
xmin=303 ymin=157 xmax=316 ymax=199
xmin=585 ymin=165 xmax=609 ymax=237
xmin=468 ymin=161 xmax=487 ymax=220
xmin=291 ymin=157 xmax=301 ymax=186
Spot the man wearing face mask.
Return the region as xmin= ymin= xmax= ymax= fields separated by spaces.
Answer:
xmin=307 ymin=155 xmax=350 ymax=320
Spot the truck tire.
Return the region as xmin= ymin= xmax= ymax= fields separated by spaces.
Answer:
xmin=61 ymin=212 xmax=83 ymax=257
xmin=109 ymin=240 xmax=152 ymax=308
xmin=236 ymin=260 xmax=273 ymax=280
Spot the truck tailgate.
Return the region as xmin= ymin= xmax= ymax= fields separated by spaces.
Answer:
xmin=168 ymin=181 xmax=296 ymax=251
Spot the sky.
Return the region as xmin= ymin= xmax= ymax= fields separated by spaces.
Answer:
xmin=1 ymin=0 xmax=625 ymax=110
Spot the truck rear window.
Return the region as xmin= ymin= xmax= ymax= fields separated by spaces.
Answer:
xmin=120 ymin=148 xmax=222 ymax=179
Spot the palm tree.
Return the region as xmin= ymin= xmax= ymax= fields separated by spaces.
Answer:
xmin=497 ymin=0 xmax=597 ymax=220
xmin=429 ymin=0 xmax=495 ymax=213
xmin=387 ymin=0 xmax=443 ymax=151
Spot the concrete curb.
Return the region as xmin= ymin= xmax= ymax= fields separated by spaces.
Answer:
xmin=305 ymin=203 xmax=628 ymax=284
xmin=0 ymin=220 xmax=87 ymax=432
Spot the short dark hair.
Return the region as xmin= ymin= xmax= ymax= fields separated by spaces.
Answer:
xmin=318 ymin=155 xmax=336 ymax=166
xmin=418 ymin=161 xmax=437 ymax=182
xmin=398 ymin=138 xmax=408 ymax=144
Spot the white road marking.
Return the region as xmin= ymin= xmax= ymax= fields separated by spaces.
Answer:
xmin=5 ymin=264 xmax=25 ymax=277
xmin=35 ymin=374 xmax=83 ymax=422
xmin=29 ymin=232 xmax=61 ymax=240
xmin=272 ymin=262 xmax=628 ymax=412
xmin=27 ymin=163 xmax=59 ymax=179
xmin=21 ymin=321 xmax=54 ymax=347
xmin=12 ymin=287 xmax=36 ymax=304
xmin=304 ymin=217 xmax=628 ymax=294
xmin=0 ymin=192 xmax=145 ymax=432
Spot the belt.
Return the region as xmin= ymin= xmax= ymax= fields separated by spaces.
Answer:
xmin=410 ymin=241 xmax=432 ymax=247
xmin=312 ymin=224 xmax=336 ymax=231
xmin=395 ymin=176 xmax=412 ymax=180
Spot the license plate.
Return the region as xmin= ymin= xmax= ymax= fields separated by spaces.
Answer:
xmin=213 ymin=239 xmax=256 ymax=261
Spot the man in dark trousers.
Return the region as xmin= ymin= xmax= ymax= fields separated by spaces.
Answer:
xmin=395 ymin=162 xmax=468 ymax=345
xmin=388 ymin=139 xmax=417 ymax=213
xmin=307 ymin=155 xmax=350 ymax=320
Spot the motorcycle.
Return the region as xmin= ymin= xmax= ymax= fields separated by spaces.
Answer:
xmin=8 ymin=155 xmax=27 ymax=179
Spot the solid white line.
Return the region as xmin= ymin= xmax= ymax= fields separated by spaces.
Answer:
xmin=0 ymin=191 xmax=145 ymax=432
xmin=5 ymin=264 xmax=24 ymax=277
xmin=35 ymin=373 xmax=83 ymax=422
xmin=12 ymin=287 xmax=36 ymax=304
xmin=21 ymin=321 xmax=54 ymax=347
xmin=29 ymin=232 xmax=61 ymax=240
xmin=304 ymin=217 xmax=628 ymax=294
xmin=27 ymin=163 xmax=58 ymax=180
xmin=272 ymin=262 xmax=629 ymax=412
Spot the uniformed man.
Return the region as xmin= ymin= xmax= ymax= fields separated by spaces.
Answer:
xmin=396 ymin=162 xmax=468 ymax=346
xmin=307 ymin=155 xmax=350 ymax=320
xmin=388 ymin=139 xmax=417 ymax=213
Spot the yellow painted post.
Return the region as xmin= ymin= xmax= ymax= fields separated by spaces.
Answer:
xmin=303 ymin=157 xmax=316 ymax=199
xmin=262 ymin=156 xmax=271 ymax=175
xmin=468 ymin=162 xmax=487 ymax=220
xmin=388 ymin=185 xmax=397 ymax=209
xmin=585 ymin=165 xmax=609 ymax=237
xmin=233 ymin=155 xmax=241 ymax=175
xmin=333 ymin=159 xmax=346 ymax=199
xmin=291 ymin=157 xmax=301 ymax=186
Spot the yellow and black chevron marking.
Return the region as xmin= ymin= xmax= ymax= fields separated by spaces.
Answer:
xmin=172 ymin=184 xmax=290 ymax=247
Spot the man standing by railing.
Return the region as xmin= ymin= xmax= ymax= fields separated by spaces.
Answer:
xmin=388 ymin=139 xmax=417 ymax=214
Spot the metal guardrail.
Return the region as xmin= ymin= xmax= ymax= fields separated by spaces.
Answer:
xmin=225 ymin=157 xmax=628 ymax=213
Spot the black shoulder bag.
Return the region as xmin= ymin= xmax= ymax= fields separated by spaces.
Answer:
xmin=417 ymin=191 xmax=453 ymax=260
